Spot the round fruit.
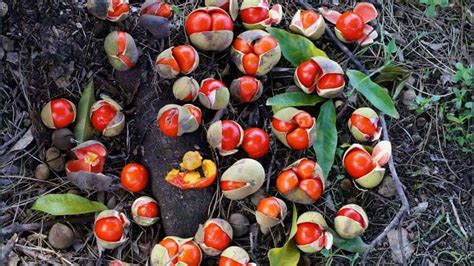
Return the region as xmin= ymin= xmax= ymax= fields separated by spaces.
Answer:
xmin=121 ymin=163 xmax=149 ymax=192
xmin=242 ymin=128 xmax=270 ymax=159
xmin=343 ymin=148 xmax=375 ymax=178
xmin=94 ymin=216 xmax=124 ymax=242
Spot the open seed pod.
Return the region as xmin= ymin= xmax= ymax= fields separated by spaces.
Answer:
xmin=255 ymin=197 xmax=287 ymax=231
xmin=41 ymin=98 xmax=76 ymax=129
xmin=205 ymin=0 xmax=239 ymax=20
xmin=87 ymin=0 xmax=129 ymax=22
xmin=195 ymin=218 xmax=233 ymax=256
xmin=220 ymin=158 xmax=265 ymax=200
xmin=289 ymin=10 xmax=326 ymax=40
xmin=104 ymin=31 xmax=139 ymax=71
xmin=198 ymin=78 xmax=230 ymax=110
xmin=319 ymin=2 xmax=378 ymax=46
xmin=94 ymin=210 xmax=130 ymax=250
xmin=240 ymin=0 xmax=282 ymax=29
xmin=173 ymin=76 xmax=199 ymax=102
xmin=155 ymin=45 xmax=199 ymax=79
xmin=131 ymin=196 xmax=159 ymax=226
xmin=295 ymin=211 xmax=333 ymax=253
xmin=271 ymin=107 xmax=316 ymax=150
xmin=219 ymin=246 xmax=257 ymax=266
xmin=139 ymin=0 xmax=172 ymax=39
xmin=165 ymin=151 xmax=217 ymax=190
xmin=334 ymin=204 xmax=369 ymax=239
xmin=65 ymin=141 xmax=113 ymax=191
xmin=294 ymin=56 xmax=345 ymax=98
xmin=230 ymin=30 xmax=281 ymax=76
xmin=342 ymin=141 xmax=392 ymax=188
xmin=150 ymin=236 xmax=202 ymax=266
xmin=207 ymin=120 xmax=243 ymax=156
xmin=157 ymin=104 xmax=202 ymax=138
xmin=185 ymin=7 xmax=234 ymax=51
xmin=276 ymin=158 xmax=325 ymax=204
xmin=230 ymin=76 xmax=263 ymax=103
xmin=348 ymin=107 xmax=381 ymax=142
xmin=90 ymin=96 xmax=125 ymax=137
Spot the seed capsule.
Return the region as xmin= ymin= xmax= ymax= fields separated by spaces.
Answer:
xmin=295 ymin=211 xmax=333 ymax=253
xmin=276 ymin=158 xmax=325 ymax=204
xmin=255 ymin=197 xmax=287 ymax=231
xmin=289 ymin=10 xmax=326 ymax=40
xmin=173 ymin=76 xmax=200 ymax=102
xmin=231 ymin=30 xmax=281 ymax=76
xmin=271 ymin=108 xmax=316 ymax=150
xmin=195 ymin=218 xmax=233 ymax=256
xmin=240 ymin=0 xmax=282 ymax=30
xmin=90 ymin=96 xmax=125 ymax=137
xmin=150 ymin=236 xmax=202 ymax=266
xmin=131 ymin=196 xmax=159 ymax=226
xmin=41 ymin=98 xmax=76 ymax=129
xmin=87 ymin=0 xmax=129 ymax=22
xmin=155 ymin=45 xmax=199 ymax=79
xmin=205 ymin=0 xmax=238 ymax=20
xmin=198 ymin=78 xmax=230 ymax=110
xmin=157 ymin=104 xmax=202 ymax=138
xmin=185 ymin=7 xmax=234 ymax=51
xmin=165 ymin=151 xmax=217 ymax=190
xmin=294 ymin=56 xmax=345 ymax=98
xmin=207 ymin=120 xmax=243 ymax=156
xmin=348 ymin=107 xmax=381 ymax=142
xmin=104 ymin=31 xmax=139 ymax=71
xmin=334 ymin=204 xmax=369 ymax=239
xmin=218 ymin=246 xmax=256 ymax=266
xmin=220 ymin=158 xmax=265 ymax=200
xmin=94 ymin=210 xmax=130 ymax=250
xmin=230 ymin=76 xmax=263 ymax=103
xmin=140 ymin=0 xmax=172 ymax=39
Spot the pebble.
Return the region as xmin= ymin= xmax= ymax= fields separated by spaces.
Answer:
xmin=402 ymin=89 xmax=417 ymax=106
xmin=377 ymin=176 xmax=397 ymax=198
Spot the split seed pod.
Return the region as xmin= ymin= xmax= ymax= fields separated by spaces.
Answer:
xmin=140 ymin=0 xmax=172 ymax=39
xmin=295 ymin=211 xmax=333 ymax=253
xmin=255 ymin=197 xmax=287 ymax=231
xmin=90 ymin=96 xmax=125 ymax=137
xmin=342 ymin=141 xmax=392 ymax=188
xmin=157 ymin=104 xmax=202 ymax=138
xmin=230 ymin=76 xmax=263 ymax=103
xmin=319 ymin=2 xmax=378 ymax=46
xmin=198 ymin=78 xmax=230 ymax=110
xmin=173 ymin=77 xmax=200 ymax=102
xmin=219 ymin=246 xmax=257 ymax=266
xmin=94 ymin=210 xmax=130 ymax=250
xmin=334 ymin=204 xmax=369 ymax=239
xmin=165 ymin=151 xmax=218 ymax=190
xmin=240 ymin=0 xmax=282 ymax=30
xmin=348 ymin=107 xmax=381 ymax=142
xmin=155 ymin=45 xmax=199 ymax=79
xmin=290 ymin=10 xmax=326 ymax=40
xmin=195 ymin=218 xmax=233 ymax=256
xmin=207 ymin=120 xmax=243 ymax=156
xmin=276 ymin=158 xmax=325 ymax=204
xmin=41 ymin=98 xmax=76 ymax=129
xmin=150 ymin=236 xmax=202 ymax=266
xmin=205 ymin=0 xmax=239 ymax=20
xmin=87 ymin=0 xmax=129 ymax=22
xmin=231 ymin=30 xmax=281 ymax=76
xmin=294 ymin=56 xmax=345 ymax=98
xmin=220 ymin=158 xmax=265 ymax=200
xmin=104 ymin=31 xmax=139 ymax=71
xmin=131 ymin=196 xmax=159 ymax=226
xmin=185 ymin=7 xmax=234 ymax=51
xmin=271 ymin=107 xmax=316 ymax=150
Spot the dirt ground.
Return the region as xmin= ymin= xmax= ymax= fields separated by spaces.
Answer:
xmin=0 ymin=0 xmax=472 ymax=265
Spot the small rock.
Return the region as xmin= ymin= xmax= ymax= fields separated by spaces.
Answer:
xmin=377 ymin=176 xmax=397 ymax=197
xmin=48 ymin=223 xmax=75 ymax=249
xmin=35 ymin=164 xmax=50 ymax=180
xmin=45 ymin=147 xmax=65 ymax=172
xmin=0 ymin=36 xmax=14 ymax=52
xmin=52 ymin=128 xmax=75 ymax=151
xmin=229 ymin=213 xmax=250 ymax=237
xmin=416 ymin=117 xmax=427 ymax=128
xmin=340 ymin=178 xmax=353 ymax=192
xmin=66 ymin=189 xmax=80 ymax=195
xmin=387 ymin=228 xmax=414 ymax=264
xmin=402 ymin=89 xmax=416 ymax=106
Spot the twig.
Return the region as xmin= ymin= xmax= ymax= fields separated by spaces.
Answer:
xmin=1 ymin=215 xmax=95 ymax=237
xmin=0 ymin=234 xmax=18 ymax=261
xmin=448 ymin=197 xmax=468 ymax=239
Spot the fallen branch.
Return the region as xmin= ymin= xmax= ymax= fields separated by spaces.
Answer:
xmin=1 ymin=215 xmax=94 ymax=237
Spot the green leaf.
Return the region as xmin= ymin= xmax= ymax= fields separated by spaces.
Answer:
xmin=73 ymin=80 xmax=95 ymax=142
xmin=32 ymin=193 xmax=107 ymax=216
xmin=266 ymin=92 xmax=326 ymax=108
xmin=266 ymin=27 xmax=327 ymax=67
xmin=330 ymin=228 xmax=370 ymax=253
xmin=347 ymin=70 xmax=399 ymax=118
xmin=313 ymin=100 xmax=337 ymax=180
xmin=268 ymin=204 xmax=300 ymax=266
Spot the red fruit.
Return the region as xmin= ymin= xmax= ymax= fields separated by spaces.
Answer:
xmin=121 ymin=163 xmax=149 ymax=192
xmin=299 ymin=178 xmax=323 ymax=201
xmin=295 ymin=222 xmax=322 ymax=245
xmin=286 ymin=128 xmax=310 ymax=150
xmin=158 ymin=108 xmax=179 ymax=138
xmin=210 ymin=11 xmax=233 ymax=31
xmin=337 ymin=207 xmax=367 ymax=228
xmin=301 ymin=10 xmax=320 ymax=29
xmin=296 ymin=60 xmax=322 ymax=88
xmin=233 ymin=38 xmax=252 ymax=54
xmin=141 ymin=2 xmax=172 ymax=17
xmin=242 ymin=53 xmax=259 ymax=75
xmin=238 ymin=76 xmax=260 ymax=103
xmin=219 ymin=257 xmax=244 ymax=266
xmin=220 ymin=181 xmax=246 ymax=191
xmin=240 ymin=7 xmax=269 ymax=24
xmin=252 ymin=36 xmax=277 ymax=55
xmin=343 ymin=148 xmax=375 ymax=178
xmin=294 ymin=112 xmax=314 ymax=128
xmin=257 ymin=197 xmax=280 ymax=218
xmin=200 ymin=79 xmax=226 ymax=96
xmin=50 ymin=99 xmax=76 ymax=128
xmin=172 ymin=45 xmax=197 ymax=73
xmin=336 ymin=11 xmax=365 ymax=41
xmin=296 ymin=158 xmax=316 ymax=180
xmin=221 ymin=120 xmax=243 ymax=151
xmin=276 ymin=170 xmax=299 ymax=193
xmin=350 ymin=113 xmax=377 ymax=136
xmin=94 ymin=216 xmax=124 ymax=242
xmin=204 ymin=223 xmax=232 ymax=251
xmin=271 ymin=118 xmax=297 ymax=133
xmin=185 ymin=11 xmax=212 ymax=34
xmin=242 ymin=128 xmax=270 ymax=159
xmin=137 ymin=201 xmax=159 ymax=218
xmin=318 ymin=73 xmax=345 ymax=89
xmin=91 ymin=102 xmax=117 ymax=132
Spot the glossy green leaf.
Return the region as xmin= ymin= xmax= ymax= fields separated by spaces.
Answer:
xmin=268 ymin=204 xmax=300 ymax=266
xmin=347 ymin=70 xmax=399 ymax=118
xmin=73 ymin=80 xmax=95 ymax=142
xmin=329 ymin=228 xmax=370 ymax=253
xmin=266 ymin=27 xmax=327 ymax=67
xmin=32 ymin=194 xmax=107 ymax=216
xmin=313 ymin=100 xmax=337 ymax=180
xmin=266 ymin=92 xmax=326 ymax=108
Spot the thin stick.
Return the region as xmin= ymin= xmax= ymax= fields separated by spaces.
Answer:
xmin=1 ymin=215 xmax=95 ymax=237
